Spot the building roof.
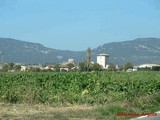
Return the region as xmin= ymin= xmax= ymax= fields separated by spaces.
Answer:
xmin=138 ymin=64 xmax=160 ymax=68
xmin=97 ymin=53 xmax=109 ymax=56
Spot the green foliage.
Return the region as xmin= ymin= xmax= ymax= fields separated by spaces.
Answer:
xmin=138 ymin=67 xmax=152 ymax=71
xmin=79 ymin=62 xmax=87 ymax=71
xmin=86 ymin=47 xmax=91 ymax=71
xmin=8 ymin=63 xmax=14 ymax=70
xmin=123 ymin=62 xmax=133 ymax=71
xmin=28 ymin=67 xmax=41 ymax=72
xmin=14 ymin=65 xmax=21 ymax=71
xmin=54 ymin=64 xmax=60 ymax=72
xmin=67 ymin=63 xmax=74 ymax=69
xmin=91 ymin=63 xmax=102 ymax=71
xmin=1 ymin=63 xmax=21 ymax=72
xmin=79 ymin=62 xmax=102 ymax=72
xmin=0 ymin=71 xmax=159 ymax=105
xmin=2 ymin=64 xmax=9 ymax=72
xmin=152 ymin=66 xmax=160 ymax=71
xmin=97 ymin=104 xmax=125 ymax=116
xmin=108 ymin=63 xmax=116 ymax=71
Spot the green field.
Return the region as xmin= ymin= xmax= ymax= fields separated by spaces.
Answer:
xmin=0 ymin=71 xmax=160 ymax=120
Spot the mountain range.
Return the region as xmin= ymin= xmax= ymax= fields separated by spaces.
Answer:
xmin=0 ymin=37 xmax=160 ymax=65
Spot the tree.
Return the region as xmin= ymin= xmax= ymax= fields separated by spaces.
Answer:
xmin=54 ymin=64 xmax=60 ymax=72
xmin=2 ymin=64 xmax=9 ymax=72
xmin=123 ymin=62 xmax=133 ymax=71
xmin=67 ymin=63 xmax=74 ymax=69
xmin=108 ymin=63 xmax=116 ymax=71
xmin=91 ymin=63 xmax=102 ymax=71
xmin=118 ymin=65 xmax=123 ymax=71
xmin=14 ymin=65 xmax=21 ymax=71
xmin=28 ymin=67 xmax=41 ymax=72
xmin=79 ymin=62 xmax=87 ymax=71
xmin=8 ymin=63 xmax=14 ymax=70
xmin=86 ymin=47 xmax=91 ymax=72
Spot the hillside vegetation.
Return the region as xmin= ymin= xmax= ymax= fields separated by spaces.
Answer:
xmin=1 ymin=37 xmax=160 ymax=64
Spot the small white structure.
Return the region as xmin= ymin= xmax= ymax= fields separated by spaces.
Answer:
xmin=21 ymin=66 xmax=27 ymax=72
xmin=60 ymin=67 xmax=69 ymax=71
xmin=97 ymin=53 xmax=109 ymax=68
xmin=44 ymin=66 xmax=50 ymax=70
xmin=68 ymin=59 xmax=74 ymax=64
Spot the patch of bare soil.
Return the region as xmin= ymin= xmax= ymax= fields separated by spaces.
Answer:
xmin=0 ymin=103 xmax=99 ymax=120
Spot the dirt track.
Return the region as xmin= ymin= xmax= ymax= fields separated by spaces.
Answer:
xmin=0 ymin=103 xmax=98 ymax=120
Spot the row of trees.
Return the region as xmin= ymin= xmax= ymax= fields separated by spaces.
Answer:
xmin=0 ymin=63 xmax=21 ymax=72
xmin=79 ymin=47 xmax=134 ymax=72
xmin=78 ymin=61 xmax=134 ymax=72
xmin=79 ymin=62 xmax=102 ymax=71
xmin=0 ymin=60 xmax=138 ymax=72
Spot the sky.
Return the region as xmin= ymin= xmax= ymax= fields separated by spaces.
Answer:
xmin=0 ymin=0 xmax=160 ymax=51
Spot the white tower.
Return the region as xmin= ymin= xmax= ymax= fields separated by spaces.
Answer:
xmin=97 ymin=53 xmax=109 ymax=68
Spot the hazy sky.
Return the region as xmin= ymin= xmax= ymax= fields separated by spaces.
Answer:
xmin=0 ymin=0 xmax=160 ymax=51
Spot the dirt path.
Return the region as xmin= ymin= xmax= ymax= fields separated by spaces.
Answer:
xmin=0 ymin=103 xmax=99 ymax=120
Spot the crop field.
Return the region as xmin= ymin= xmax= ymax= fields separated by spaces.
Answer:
xmin=0 ymin=71 xmax=160 ymax=120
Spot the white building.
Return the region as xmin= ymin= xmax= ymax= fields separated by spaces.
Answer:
xmin=138 ymin=64 xmax=160 ymax=69
xmin=68 ymin=59 xmax=74 ymax=64
xmin=21 ymin=65 xmax=27 ymax=72
xmin=97 ymin=53 xmax=109 ymax=68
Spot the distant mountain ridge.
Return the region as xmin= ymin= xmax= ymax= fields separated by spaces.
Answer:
xmin=92 ymin=38 xmax=160 ymax=65
xmin=0 ymin=37 xmax=160 ymax=65
xmin=0 ymin=37 xmax=85 ymax=64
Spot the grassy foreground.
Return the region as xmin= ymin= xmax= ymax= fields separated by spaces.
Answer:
xmin=0 ymin=92 xmax=160 ymax=120
xmin=0 ymin=71 xmax=160 ymax=119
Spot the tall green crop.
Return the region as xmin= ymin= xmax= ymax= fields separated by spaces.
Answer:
xmin=0 ymin=71 xmax=159 ymax=104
